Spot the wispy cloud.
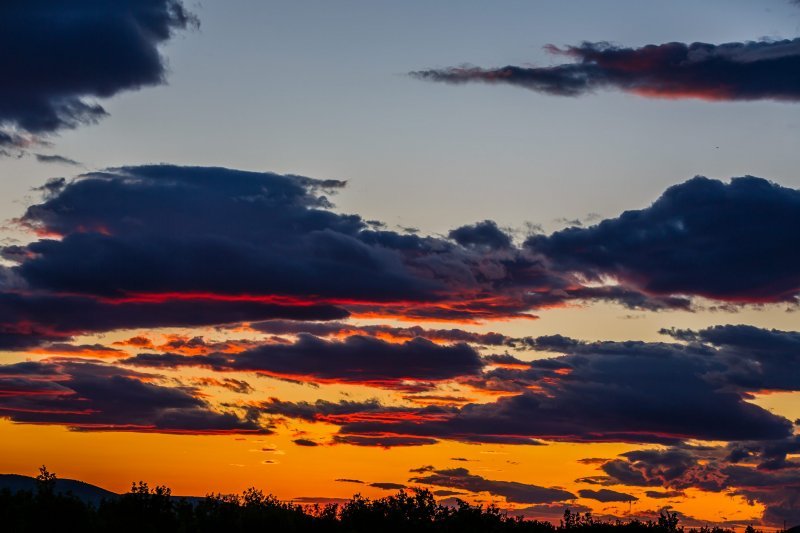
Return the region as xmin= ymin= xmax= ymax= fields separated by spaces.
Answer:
xmin=413 ymin=39 xmax=800 ymax=102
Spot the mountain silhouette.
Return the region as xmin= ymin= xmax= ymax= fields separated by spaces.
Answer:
xmin=0 ymin=473 xmax=116 ymax=505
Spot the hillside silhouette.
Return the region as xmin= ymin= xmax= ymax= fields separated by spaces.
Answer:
xmin=0 ymin=473 xmax=117 ymax=506
xmin=0 ymin=467 xmax=765 ymax=533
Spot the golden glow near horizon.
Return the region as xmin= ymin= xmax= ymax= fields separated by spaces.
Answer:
xmin=1 ymin=303 xmax=797 ymax=526
xmin=0 ymin=419 xmax=765 ymax=525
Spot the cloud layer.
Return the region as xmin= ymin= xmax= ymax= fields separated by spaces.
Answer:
xmin=0 ymin=360 xmax=262 ymax=434
xmin=599 ymin=442 xmax=800 ymax=525
xmin=298 ymin=327 xmax=797 ymax=446
xmin=527 ymin=176 xmax=800 ymax=303
xmin=412 ymin=39 xmax=800 ymax=102
xmin=410 ymin=467 xmax=576 ymax=504
xmin=125 ymin=334 xmax=484 ymax=390
xmin=6 ymin=166 xmax=800 ymax=352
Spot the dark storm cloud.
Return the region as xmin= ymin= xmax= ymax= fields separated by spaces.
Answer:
xmin=13 ymin=165 xmax=413 ymax=299
xmin=293 ymin=438 xmax=319 ymax=447
xmin=0 ymin=290 xmax=347 ymax=350
xmin=370 ymin=482 xmax=406 ymax=490
xmin=601 ymin=448 xmax=725 ymax=490
xmin=661 ymin=325 xmax=800 ymax=391
xmin=410 ymin=468 xmax=575 ymax=504
xmin=1 ymin=163 xmax=435 ymax=346
xmin=0 ymin=1 xmax=195 ymax=144
xmin=124 ymin=334 xmax=484 ymax=388
xmin=727 ymin=468 xmax=800 ymax=526
xmin=332 ymin=435 xmax=438 ymax=447
xmin=339 ymin=387 xmax=788 ymax=447
xmin=0 ymin=360 xmax=265 ymax=434
xmin=578 ymin=489 xmax=637 ymax=503
xmin=30 ymin=342 xmax=125 ymax=357
xmin=259 ymin=398 xmax=401 ymax=421
xmin=725 ymin=436 xmax=800 ymax=470
xmin=249 ymin=320 xmax=517 ymax=347
xmin=9 ymin=164 xmax=713 ymax=340
xmin=260 ymin=398 xmax=544 ymax=447
xmin=11 ymin=165 xmax=768 ymax=349
xmin=258 ymin=398 xmax=454 ymax=426
xmin=6 ymin=165 xmax=800 ymax=347
xmin=527 ymin=176 xmax=800 ymax=303
xmin=601 ymin=444 xmax=800 ymax=526
xmin=326 ymin=328 xmax=796 ymax=445
xmin=432 ymin=490 xmax=464 ymax=497
xmin=412 ymin=39 xmax=800 ymax=102
xmin=5 ymin=165 xmax=561 ymax=329
xmin=644 ymin=490 xmax=685 ymax=499
xmin=483 ymin=353 xmax=528 ymax=366
xmin=449 ymin=220 xmax=512 ymax=250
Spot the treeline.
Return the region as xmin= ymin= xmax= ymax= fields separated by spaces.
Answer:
xmin=0 ymin=469 xmax=751 ymax=533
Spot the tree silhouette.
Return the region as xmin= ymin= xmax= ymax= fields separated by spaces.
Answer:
xmin=35 ymin=465 xmax=57 ymax=496
xmin=0 ymin=473 xmax=760 ymax=533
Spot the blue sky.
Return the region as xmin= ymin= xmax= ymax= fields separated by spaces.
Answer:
xmin=3 ymin=0 xmax=799 ymax=234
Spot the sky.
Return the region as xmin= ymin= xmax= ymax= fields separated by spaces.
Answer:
xmin=1 ymin=0 xmax=799 ymax=528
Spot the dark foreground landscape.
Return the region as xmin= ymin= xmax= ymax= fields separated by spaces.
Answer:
xmin=0 ymin=468 xmax=771 ymax=533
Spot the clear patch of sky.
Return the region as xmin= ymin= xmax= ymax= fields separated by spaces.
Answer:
xmin=2 ymin=0 xmax=799 ymax=234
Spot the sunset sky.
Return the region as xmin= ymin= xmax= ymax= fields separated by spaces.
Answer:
xmin=1 ymin=0 xmax=800 ymax=528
